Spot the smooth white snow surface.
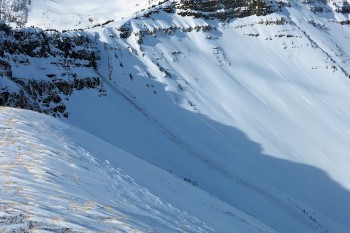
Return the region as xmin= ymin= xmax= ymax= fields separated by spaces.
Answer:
xmin=26 ymin=0 xmax=160 ymax=30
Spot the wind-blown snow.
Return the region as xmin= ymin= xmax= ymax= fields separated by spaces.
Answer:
xmin=0 ymin=107 xmax=279 ymax=233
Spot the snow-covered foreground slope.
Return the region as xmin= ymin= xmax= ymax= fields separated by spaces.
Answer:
xmin=0 ymin=107 xmax=281 ymax=233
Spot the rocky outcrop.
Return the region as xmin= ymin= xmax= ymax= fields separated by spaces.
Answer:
xmin=176 ymin=0 xmax=280 ymax=19
xmin=0 ymin=0 xmax=29 ymax=26
xmin=0 ymin=22 xmax=104 ymax=117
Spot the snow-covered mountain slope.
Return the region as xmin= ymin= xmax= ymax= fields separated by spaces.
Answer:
xmin=66 ymin=3 xmax=350 ymax=232
xmin=0 ymin=106 xmax=281 ymax=233
xmin=25 ymin=0 xmax=163 ymax=30
xmin=0 ymin=0 xmax=159 ymax=30
xmin=1 ymin=0 xmax=350 ymax=232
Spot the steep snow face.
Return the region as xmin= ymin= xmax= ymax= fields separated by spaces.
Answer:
xmin=25 ymin=0 xmax=161 ymax=30
xmin=62 ymin=2 xmax=350 ymax=233
xmin=1 ymin=107 xmax=280 ymax=233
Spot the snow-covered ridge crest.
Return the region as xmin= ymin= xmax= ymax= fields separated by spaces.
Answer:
xmin=25 ymin=0 xmax=163 ymax=30
xmin=0 ymin=0 xmax=164 ymax=30
xmin=2 ymin=0 xmax=349 ymax=30
xmin=0 ymin=107 xmax=280 ymax=232
xmin=0 ymin=106 xmax=211 ymax=232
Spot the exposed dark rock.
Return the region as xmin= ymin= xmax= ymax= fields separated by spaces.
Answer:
xmin=0 ymin=21 xmax=104 ymax=118
xmin=0 ymin=0 xmax=28 ymax=26
xmin=176 ymin=0 xmax=278 ymax=20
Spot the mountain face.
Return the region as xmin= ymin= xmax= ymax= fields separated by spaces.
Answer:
xmin=1 ymin=0 xmax=162 ymax=30
xmin=0 ymin=0 xmax=28 ymax=26
xmin=1 ymin=0 xmax=350 ymax=232
xmin=0 ymin=23 xmax=101 ymax=117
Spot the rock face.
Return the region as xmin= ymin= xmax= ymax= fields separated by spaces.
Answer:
xmin=0 ymin=0 xmax=29 ymax=26
xmin=175 ymin=0 xmax=292 ymax=19
xmin=0 ymin=22 xmax=104 ymax=117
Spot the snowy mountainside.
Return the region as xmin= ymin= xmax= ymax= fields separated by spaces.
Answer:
xmin=0 ymin=107 xmax=276 ymax=233
xmin=0 ymin=0 xmax=162 ymax=30
xmin=25 ymin=0 xmax=163 ymax=30
xmin=1 ymin=0 xmax=350 ymax=232
xmin=70 ymin=2 xmax=350 ymax=230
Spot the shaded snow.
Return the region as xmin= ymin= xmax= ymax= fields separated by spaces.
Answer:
xmin=61 ymin=2 xmax=350 ymax=232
